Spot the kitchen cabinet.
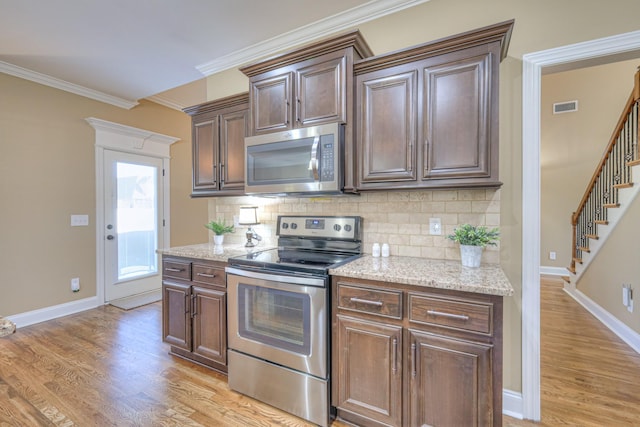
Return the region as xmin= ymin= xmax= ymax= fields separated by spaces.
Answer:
xmin=354 ymin=20 xmax=514 ymax=191
xmin=162 ymin=256 xmax=228 ymax=373
xmin=240 ymin=30 xmax=373 ymax=192
xmin=332 ymin=276 xmax=503 ymax=427
xmin=183 ymin=93 xmax=248 ymax=197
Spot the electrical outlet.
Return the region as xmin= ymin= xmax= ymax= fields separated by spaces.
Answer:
xmin=549 ymin=251 xmax=556 ymax=260
xmin=71 ymin=278 xmax=80 ymax=292
xmin=429 ymin=218 xmax=442 ymax=235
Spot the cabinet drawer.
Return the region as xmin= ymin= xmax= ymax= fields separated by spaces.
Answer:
xmin=163 ymin=259 xmax=191 ymax=280
xmin=192 ymin=263 xmax=225 ymax=287
xmin=337 ymin=283 xmax=402 ymax=319
xmin=409 ymin=293 xmax=492 ymax=335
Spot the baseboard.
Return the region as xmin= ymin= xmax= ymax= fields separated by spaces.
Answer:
xmin=503 ymin=389 xmax=523 ymax=419
xmin=540 ymin=266 xmax=569 ymax=276
xmin=6 ymin=296 xmax=101 ymax=328
xmin=564 ymin=286 xmax=640 ymax=354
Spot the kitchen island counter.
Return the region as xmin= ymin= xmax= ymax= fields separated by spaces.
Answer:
xmin=330 ymin=255 xmax=513 ymax=297
xmin=157 ymin=243 xmax=275 ymax=262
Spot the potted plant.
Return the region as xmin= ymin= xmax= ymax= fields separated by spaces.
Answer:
xmin=447 ymin=224 xmax=499 ymax=267
xmin=205 ymin=218 xmax=235 ymax=245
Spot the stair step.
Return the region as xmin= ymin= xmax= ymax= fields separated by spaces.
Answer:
xmin=568 ymin=266 xmax=576 ymax=274
xmin=573 ymin=257 xmax=583 ymax=264
xmin=603 ymin=203 xmax=620 ymax=208
xmin=585 ymin=234 xmax=599 ymax=240
xmin=578 ymin=246 xmax=591 ymax=253
xmin=562 ymin=275 xmax=571 ymax=283
xmin=594 ymin=220 xmax=609 ymax=225
xmin=627 ymin=159 xmax=640 ymax=167
xmin=613 ymin=182 xmax=633 ymax=189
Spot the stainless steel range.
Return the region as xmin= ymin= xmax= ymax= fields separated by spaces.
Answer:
xmin=225 ymin=215 xmax=362 ymax=427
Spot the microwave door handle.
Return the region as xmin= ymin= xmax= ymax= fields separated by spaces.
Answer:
xmin=308 ymin=135 xmax=320 ymax=181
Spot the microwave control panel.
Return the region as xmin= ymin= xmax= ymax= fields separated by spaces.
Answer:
xmin=320 ymin=138 xmax=335 ymax=182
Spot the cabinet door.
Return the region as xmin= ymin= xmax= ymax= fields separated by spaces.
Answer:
xmin=219 ymin=108 xmax=248 ymax=191
xmin=192 ymin=286 xmax=227 ymax=366
xmin=250 ymin=72 xmax=293 ymax=134
xmin=192 ymin=116 xmax=219 ymax=191
xmin=409 ymin=329 xmax=493 ymax=427
xmin=423 ymin=52 xmax=492 ymax=179
xmin=336 ymin=315 xmax=402 ymax=427
xmin=162 ymin=282 xmax=191 ymax=351
xmin=296 ymin=55 xmax=346 ymax=127
xmin=357 ymin=68 xmax=418 ymax=185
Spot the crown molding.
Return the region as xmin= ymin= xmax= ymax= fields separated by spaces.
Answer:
xmin=145 ymin=94 xmax=187 ymax=111
xmin=0 ymin=61 xmax=139 ymax=110
xmin=196 ymin=0 xmax=431 ymax=76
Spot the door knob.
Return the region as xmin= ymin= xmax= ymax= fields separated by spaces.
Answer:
xmin=107 ymin=235 xmax=114 ymax=240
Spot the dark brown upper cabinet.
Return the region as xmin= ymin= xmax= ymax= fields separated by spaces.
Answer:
xmin=354 ymin=20 xmax=514 ymax=191
xmin=184 ymin=93 xmax=249 ymax=197
xmin=240 ymin=30 xmax=373 ymax=193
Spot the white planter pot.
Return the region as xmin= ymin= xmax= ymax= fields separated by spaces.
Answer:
xmin=213 ymin=235 xmax=224 ymax=246
xmin=460 ymin=245 xmax=483 ymax=268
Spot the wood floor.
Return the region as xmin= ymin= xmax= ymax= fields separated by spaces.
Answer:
xmin=1 ymin=276 xmax=639 ymax=426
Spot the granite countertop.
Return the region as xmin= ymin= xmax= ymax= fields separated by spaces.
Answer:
xmin=330 ymin=255 xmax=514 ymax=297
xmin=157 ymin=243 xmax=274 ymax=262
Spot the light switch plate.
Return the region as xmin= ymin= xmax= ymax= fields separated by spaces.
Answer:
xmin=429 ymin=218 xmax=442 ymax=235
xmin=71 ymin=214 xmax=89 ymax=226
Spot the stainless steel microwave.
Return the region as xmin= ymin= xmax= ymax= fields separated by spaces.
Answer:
xmin=244 ymin=122 xmax=344 ymax=196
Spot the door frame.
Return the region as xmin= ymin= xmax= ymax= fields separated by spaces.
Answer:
xmin=521 ymin=29 xmax=640 ymax=420
xmin=86 ymin=117 xmax=179 ymax=305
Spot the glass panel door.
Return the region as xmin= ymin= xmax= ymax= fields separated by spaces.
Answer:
xmin=104 ymin=150 xmax=164 ymax=302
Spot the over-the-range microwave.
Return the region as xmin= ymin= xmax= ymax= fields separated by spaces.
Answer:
xmin=244 ymin=122 xmax=344 ymax=196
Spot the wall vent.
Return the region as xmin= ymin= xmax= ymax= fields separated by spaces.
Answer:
xmin=553 ymin=100 xmax=578 ymax=114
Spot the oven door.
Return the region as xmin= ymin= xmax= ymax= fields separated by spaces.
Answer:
xmin=226 ymin=267 xmax=328 ymax=379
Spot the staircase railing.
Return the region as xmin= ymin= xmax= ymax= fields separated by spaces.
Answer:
xmin=570 ymin=68 xmax=640 ymax=274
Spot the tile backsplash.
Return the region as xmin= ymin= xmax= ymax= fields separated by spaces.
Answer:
xmin=207 ymin=189 xmax=500 ymax=263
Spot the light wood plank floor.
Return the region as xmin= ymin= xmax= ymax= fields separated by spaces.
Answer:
xmin=1 ymin=277 xmax=639 ymax=426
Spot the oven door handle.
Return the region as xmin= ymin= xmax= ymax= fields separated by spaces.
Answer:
xmin=225 ymin=266 xmax=326 ymax=288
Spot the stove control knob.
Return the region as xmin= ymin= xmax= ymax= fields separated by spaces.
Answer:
xmin=344 ymin=224 xmax=352 ymax=232
xmin=290 ymin=223 xmax=298 ymax=230
xmin=281 ymin=223 xmax=289 ymax=229
xmin=333 ymin=224 xmax=342 ymax=232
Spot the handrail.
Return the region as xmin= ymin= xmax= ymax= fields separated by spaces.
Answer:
xmin=570 ymin=67 xmax=640 ymax=273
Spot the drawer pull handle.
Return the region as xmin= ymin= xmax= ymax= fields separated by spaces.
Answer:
xmin=427 ymin=310 xmax=469 ymax=321
xmin=196 ymin=273 xmax=215 ymax=278
xmin=350 ymin=297 xmax=383 ymax=307
xmin=165 ymin=267 xmax=184 ymax=272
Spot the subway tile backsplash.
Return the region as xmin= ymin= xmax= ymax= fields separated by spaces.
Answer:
xmin=208 ymin=189 xmax=500 ymax=264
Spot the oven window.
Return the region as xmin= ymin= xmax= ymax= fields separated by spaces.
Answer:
xmin=237 ymin=284 xmax=311 ymax=355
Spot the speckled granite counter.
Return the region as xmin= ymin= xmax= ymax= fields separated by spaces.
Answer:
xmin=157 ymin=243 xmax=275 ymax=262
xmin=330 ymin=255 xmax=514 ymax=297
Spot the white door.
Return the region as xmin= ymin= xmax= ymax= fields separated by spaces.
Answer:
xmin=103 ymin=149 xmax=164 ymax=302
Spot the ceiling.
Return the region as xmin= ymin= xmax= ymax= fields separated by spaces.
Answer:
xmin=0 ymin=0 xmax=428 ymax=110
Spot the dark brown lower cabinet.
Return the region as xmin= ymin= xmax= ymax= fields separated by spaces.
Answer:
xmin=332 ymin=276 xmax=503 ymax=427
xmin=335 ymin=315 xmax=403 ymax=427
xmin=409 ymin=330 xmax=493 ymax=427
xmin=162 ymin=256 xmax=227 ymax=373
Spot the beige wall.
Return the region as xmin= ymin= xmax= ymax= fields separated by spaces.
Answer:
xmin=0 ymin=73 xmax=207 ymax=316
xmin=541 ymin=60 xmax=639 ymax=268
xmin=578 ymin=194 xmax=640 ymax=334
xmin=200 ymin=0 xmax=640 ymax=393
